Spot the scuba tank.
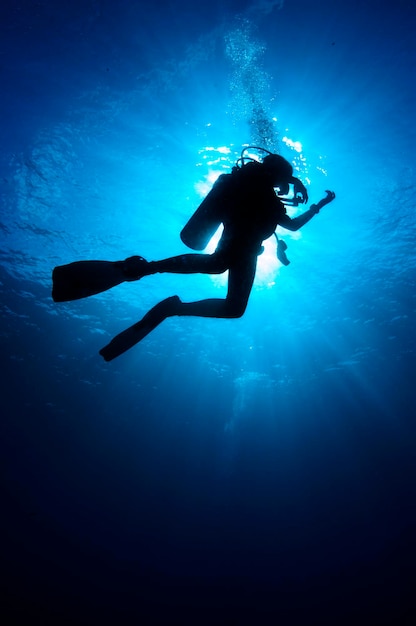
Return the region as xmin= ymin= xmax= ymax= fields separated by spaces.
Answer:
xmin=180 ymin=172 xmax=234 ymax=251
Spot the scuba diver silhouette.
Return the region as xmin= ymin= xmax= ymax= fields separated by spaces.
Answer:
xmin=52 ymin=146 xmax=335 ymax=361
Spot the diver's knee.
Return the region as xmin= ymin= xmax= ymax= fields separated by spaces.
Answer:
xmin=224 ymin=301 xmax=247 ymax=318
xmin=210 ymin=252 xmax=229 ymax=274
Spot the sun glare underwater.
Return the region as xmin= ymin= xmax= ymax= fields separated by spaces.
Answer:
xmin=1 ymin=0 xmax=415 ymax=623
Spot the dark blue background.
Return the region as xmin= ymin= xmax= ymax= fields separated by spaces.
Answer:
xmin=1 ymin=1 xmax=415 ymax=624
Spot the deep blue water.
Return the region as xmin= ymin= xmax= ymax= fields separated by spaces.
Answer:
xmin=1 ymin=1 xmax=415 ymax=624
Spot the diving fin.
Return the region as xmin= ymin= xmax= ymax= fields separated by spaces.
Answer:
xmin=52 ymin=256 xmax=149 ymax=302
xmin=100 ymin=296 xmax=181 ymax=361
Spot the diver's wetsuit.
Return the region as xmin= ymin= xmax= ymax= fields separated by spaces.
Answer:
xmin=143 ymin=163 xmax=291 ymax=319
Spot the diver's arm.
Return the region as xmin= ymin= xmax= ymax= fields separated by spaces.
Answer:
xmin=279 ymin=190 xmax=335 ymax=231
xmin=279 ymin=207 xmax=317 ymax=231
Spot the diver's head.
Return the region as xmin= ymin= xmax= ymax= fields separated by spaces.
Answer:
xmin=262 ymin=154 xmax=293 ymax=191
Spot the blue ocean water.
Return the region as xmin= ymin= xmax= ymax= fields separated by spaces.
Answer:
xmin=1 ymin=0 xmax=415 ymax=623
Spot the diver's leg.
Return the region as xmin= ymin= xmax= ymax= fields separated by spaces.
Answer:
xmin=175 ymin=253 xmax=258 ymax=318
xmin=144 ymin=253 xmax=229 ymax=276
xmin=99 ymin=255 xmax=257 ymax=361
xmin=53 ymin=252 xmax=229 ymax=302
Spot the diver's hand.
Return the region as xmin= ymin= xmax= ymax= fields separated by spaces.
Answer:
xmin=291 ymin=177 xmax=309 ymax=204
xmin=311 ymin=190 xmax=335 ymax=213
